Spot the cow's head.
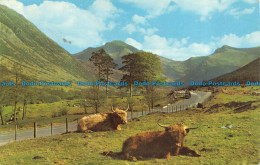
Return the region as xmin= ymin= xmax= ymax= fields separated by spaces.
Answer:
xmin=158 ymin=123 xmax=197 ymax=147
xmin=112 ymin=109 xmax=128 ymax=124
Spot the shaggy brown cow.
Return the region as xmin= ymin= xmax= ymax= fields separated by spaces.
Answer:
xmin=77 ymin=108 xmax=128 ymax=132
xmin=120 ymin=123 xmax=200 ymax=160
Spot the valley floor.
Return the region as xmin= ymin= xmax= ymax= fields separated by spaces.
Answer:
xmin=0 ymin=86 xmax=259 ymax=165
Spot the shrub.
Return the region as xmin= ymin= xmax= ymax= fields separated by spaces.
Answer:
xmin=59 ymin=107 xmax=68 ymax=116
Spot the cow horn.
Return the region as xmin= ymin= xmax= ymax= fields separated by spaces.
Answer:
xmin=111 ymin=106 xmax=115 ymax=112
xmin=124 ymin=104 xmax=129 ymax=112
xmin=157 ymin=119 xmax=170 ymax=128
xmin=157 ymin=119 xmax=169 ymax=128
xmin=157 ymin=122 xmax=169 ymax=128
xmin=186 ymin=127 xmax=198 ymax=130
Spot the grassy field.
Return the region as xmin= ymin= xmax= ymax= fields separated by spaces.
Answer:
xmin=0 ymin=86 xmax=259 ymax=164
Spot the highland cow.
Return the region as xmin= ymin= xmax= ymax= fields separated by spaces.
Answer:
xmin=77 ymin=108 xmax=128 ymax=132
xmin=120 ymin=123 xmax=200 ymax=160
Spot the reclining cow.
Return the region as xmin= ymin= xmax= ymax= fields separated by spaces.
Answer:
xmin=77 ymin=107 xmax=128 ymax=132
xmin=104 ymin=123 xmax=200 ymax=161
xmin=121 ymin=123 xmax=200 ymax=160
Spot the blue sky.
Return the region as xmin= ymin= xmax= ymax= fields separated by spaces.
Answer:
xmin=1 ymin=0 xmax=259 ymax=60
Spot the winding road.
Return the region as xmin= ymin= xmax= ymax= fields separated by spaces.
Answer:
xmin=0 ymin=91 xmax=211 ymax=146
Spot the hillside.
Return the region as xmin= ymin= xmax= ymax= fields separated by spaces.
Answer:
xmin=76 ymin=59 xmax=123 ymax=82
xmin=178 ymin=45 xmax=260 ymax=85
xmin=74 ymin=41 xmax=139 ymax=68
xmin=74 ymin=41 xmax=187 ymax=80
xmin=211 ymin=57 xmax=260 ymax=83
xmin=74 ymin=41 xmax=260 ymax=84
xmin=0 ymin=5 xmax=94 ymax=82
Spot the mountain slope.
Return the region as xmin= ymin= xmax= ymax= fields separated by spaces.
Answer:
xmin=74 ymin=41 xmax=139 ymax=68
xmin=74 ymin=41 xmax=260 ymax=84
xmin=178 ymin=45 xmax=260 ymax=85
xmin=211 ymin=57 xmax=260 ymax=83
xmin=0 ymin=5 xmax=94 ymax=81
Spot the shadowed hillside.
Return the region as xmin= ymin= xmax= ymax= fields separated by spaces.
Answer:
xmin=211 ymin=57 xmax=260 ymax=83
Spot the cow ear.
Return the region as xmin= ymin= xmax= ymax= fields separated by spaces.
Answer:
xmin=165 ymin=127 xmax=171 ymax=131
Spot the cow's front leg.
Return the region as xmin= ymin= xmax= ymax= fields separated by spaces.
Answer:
xmin=116 ymin=125 xmax=121 ymax=130
xmin=179 ymin=146 xmax=201 ymax=157
xmin=171 ymin=143 xmax=181 ymax=156
xmin=84 ymin=130 xmax=93 ymax=133
xmin=164 ymin=152 xmax=171 ymax=159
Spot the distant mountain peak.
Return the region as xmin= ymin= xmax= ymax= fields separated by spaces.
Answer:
xmin=213 ymin=45 xmax=245 ymax=54
xmin=103 ymin=40 xmax=139 ymax=53
xmin=222 ymin=45 xmax=232 ymax=48
xmin=105 ymin=40 xmax=127 ymax=46
xmin=74 ymin=40 xmax=139 ymax=62
xmin=214 ymin=45 xmax=232 ymax=53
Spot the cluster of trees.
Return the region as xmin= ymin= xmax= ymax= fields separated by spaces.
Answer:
xmin=87 ymin=49 xmax=164 ymax=114
xmin=0 ymin=66 xmax=83 ymax=125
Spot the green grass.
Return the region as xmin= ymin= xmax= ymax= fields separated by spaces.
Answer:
xmin=0 ymin=87 xmax=259 ymax=164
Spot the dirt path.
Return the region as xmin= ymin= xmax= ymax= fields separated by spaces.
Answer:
xmin=0 ymin=91 xmax=211 ymax=146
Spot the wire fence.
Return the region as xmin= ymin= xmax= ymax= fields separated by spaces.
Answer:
xmin=9 ymin=103 xmax=197 ymax=143
xmin=0 ymin=91 xmax=211 ymax=146
xmin=129 ymin=103 xmax=197 ymax=120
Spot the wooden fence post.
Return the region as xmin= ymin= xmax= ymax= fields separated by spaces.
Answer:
xmin=66 ymin=118 xmax=68 ymax=133
xmin=51 ymin=122 xmax=53 ymax=136
xmin=15 ymin=125 xmax=17 ymax=141
xmin=34 ymin=122 xmax=37 ymax=138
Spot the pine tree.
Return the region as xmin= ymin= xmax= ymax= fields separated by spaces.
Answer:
xmin=102 ymin=54 xmax=117 ymax=97
xmin=119 ymin=53 xmax=143 ymax=97
xmin=89 ymin=48 xmax=107 ymax=89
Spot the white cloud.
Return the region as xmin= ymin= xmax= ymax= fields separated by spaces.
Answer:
xmin=132 ymin=14 xmax=146 ymax=24
xmin=129 ymin=31 xmax=260 ymax=61
xmin=122 ymin=24 xmax=158 ymax=35
xmin=119 ymin=0 xmax=176 ymax=18
xmin=125 ymin=38 xmax=143 ymax=50
xmin=141 ymin=35 xmax=213 ymax=60
xmin=243 ymin=0 xmax=258 ymax=4
xmin=213 ymin=31 xmax=260 ymax=48
xmin=172 ymin=0 xmax=238 ymax=21
xmin=0 ymin=0 xmax=25 ymax=14
xmin=122 ymin=24 xmax=136 ymax=34
xmin=0 ymin=0 xmax=121 ymax=52
xmin=139 ymin=28 xmax=158 ymax=35
xmin=228 ymin=7 xmax=255 ymax=18
xmin=89 ymin=0 xmax=122 ymax=20
xmin=120 ymin=0 xmax=246 ymax=21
